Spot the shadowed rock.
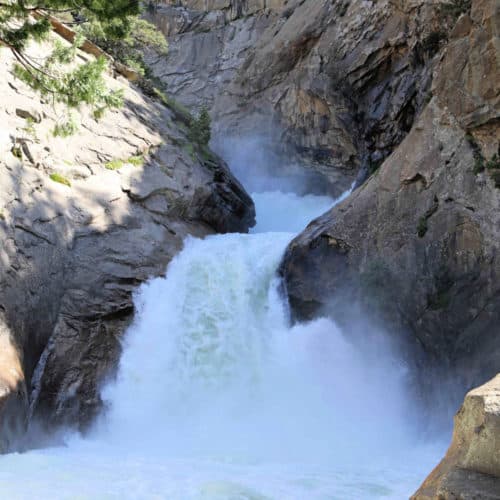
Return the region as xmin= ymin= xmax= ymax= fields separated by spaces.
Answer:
xmin=281 ymin=0 xmax=499 ymax=390
xmin=0 ymin=38 xmax=254 ymax=447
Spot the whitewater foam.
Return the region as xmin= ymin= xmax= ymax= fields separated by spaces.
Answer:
xmin=0 ymin=189 xmax=446 ymax=499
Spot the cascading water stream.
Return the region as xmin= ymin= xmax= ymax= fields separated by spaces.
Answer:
xmin=0 ymin=190 xmax=447 ymax=499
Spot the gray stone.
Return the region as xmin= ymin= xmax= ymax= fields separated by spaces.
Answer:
xmin=412 ymin=374 xmax=500 ymax=499
xmin=147 ymin=0 xmax=443 ymax=196
xmin=0 ymin=40 xmax=254 ymax=446
xmin=281 ymin=0 xmax=500 ymax=395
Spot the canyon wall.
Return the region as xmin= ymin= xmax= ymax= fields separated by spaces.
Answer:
xmin=151 ymin=0 xmax=498 ymax=394
xmin=281 ymin=0 xmax=499 ymax=391
xmin=1 ymin=7 xmax=498 ymax=493
xmin=148 ymin=0 xmax=446 ymax=195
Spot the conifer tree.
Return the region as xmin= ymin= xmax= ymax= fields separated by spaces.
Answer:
xmin=82 ymin=15 xmax=168 ymax=77
xmin=189 ymin=106 xmax=211 ymax=146
xmin=0 ymin=1 xmax=140 ymax=132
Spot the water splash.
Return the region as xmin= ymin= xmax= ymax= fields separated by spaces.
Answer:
xmin=0 ymin=189 xmax=446 ymax=499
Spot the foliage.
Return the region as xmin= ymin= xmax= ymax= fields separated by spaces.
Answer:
xmin=468 ymin=132 xmax=500 ymax=188
xmin=438 ymin=0 xmax=472 ymax=20
xmin=189 ymin=107 xmax=211 ymax=146
xmin=485 ymin=153 xmax=500 ymax=171
xmin=11 ymin=145 xmax=22 ymax=158
xmin=13 ymin=40 xmax=124 ymax=134
xmin=49 ymin=172 xmax=71 ymax=186
xmin=486 ymin=154 xmax=500 ymax=188
xmin=152 ymin=87 xmax=193 ymax=125
xmin=105 ymin=155 xmax=144 ymax=169
xmin=53 ymin=115 xmax=78 ymax=137
xmin=105 ymin=158 xmax=124 ymax=170
xmin=137 ymin=79 xmax=211 ymax=157
xmin=127 ymin=155 xmax=144 ymax=166
xmin=183 ymin=142 xmax=196 ymax=160
xmin=0 ymin=1 xmax=139 ymax=134
xmin=467 ymin=133 xmax=486 ymax=174
xmin=0 ymin=1 xmax=140 ymax=62
xmin=417 ymin=216 xmax=428 ymax=238
xmin=200 ymin=145 xmax=219 ymax=166
xmin=473 ymin=157 xmax=485 ymax=174
xmin=81 ymin=16 xmax=167 ymax=77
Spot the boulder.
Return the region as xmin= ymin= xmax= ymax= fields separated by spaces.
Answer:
xmin=412 ymin=374 xmax=500 ymax=499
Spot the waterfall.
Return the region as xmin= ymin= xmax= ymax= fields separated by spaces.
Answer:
xmin=0 ymin=190 xmax=446 ymax=499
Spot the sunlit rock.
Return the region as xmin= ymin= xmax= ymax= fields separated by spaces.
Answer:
xmin=413 ymin=374 xmax=500 ymax=499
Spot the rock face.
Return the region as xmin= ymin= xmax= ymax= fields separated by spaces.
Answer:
xmin=412 ymin=374 xmax=500 ymax=500
xmin=281 ymin=0 xmax=500 ymax=389
xmin=0 ymin=40 xmax=254 ymax=447
xmin=0 ymin=320 xmax=27 ymax=452
xmin=148 ymin=0 xmax=449 ymax=195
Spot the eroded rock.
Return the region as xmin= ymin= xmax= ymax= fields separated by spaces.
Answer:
xmin=15 ymin=107 xmax=42 ymax=123
xmin=0 ymin=319 xmax=28 ymax=452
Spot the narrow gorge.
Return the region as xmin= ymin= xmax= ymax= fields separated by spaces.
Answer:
xmin=0 ymin=0 xmax=499 ymax=498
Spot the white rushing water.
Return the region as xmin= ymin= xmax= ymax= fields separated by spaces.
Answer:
xmin=0 ymin=190 xmax=446 ymax=499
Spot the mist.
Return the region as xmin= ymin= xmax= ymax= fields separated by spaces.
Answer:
xmin=0 ymin=137 xmax=451 ymax=499
xmin=212 ymin=134 xmax=342 ymax=196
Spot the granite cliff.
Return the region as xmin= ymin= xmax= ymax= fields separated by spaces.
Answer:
xmin=148 ymin=0 xmax=456 ymax=195
xmin=413 ymin=374 xmax=500 ymax=499
xmin=280 ymin=0 xmax=499 ymax=392
xmin=150 ymin=0 xmax=499 ymax=402
xmin=151 ymin=4 xmax=499 ymax=494
xmin=0 ymin=39 xmax=254 ymax=450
